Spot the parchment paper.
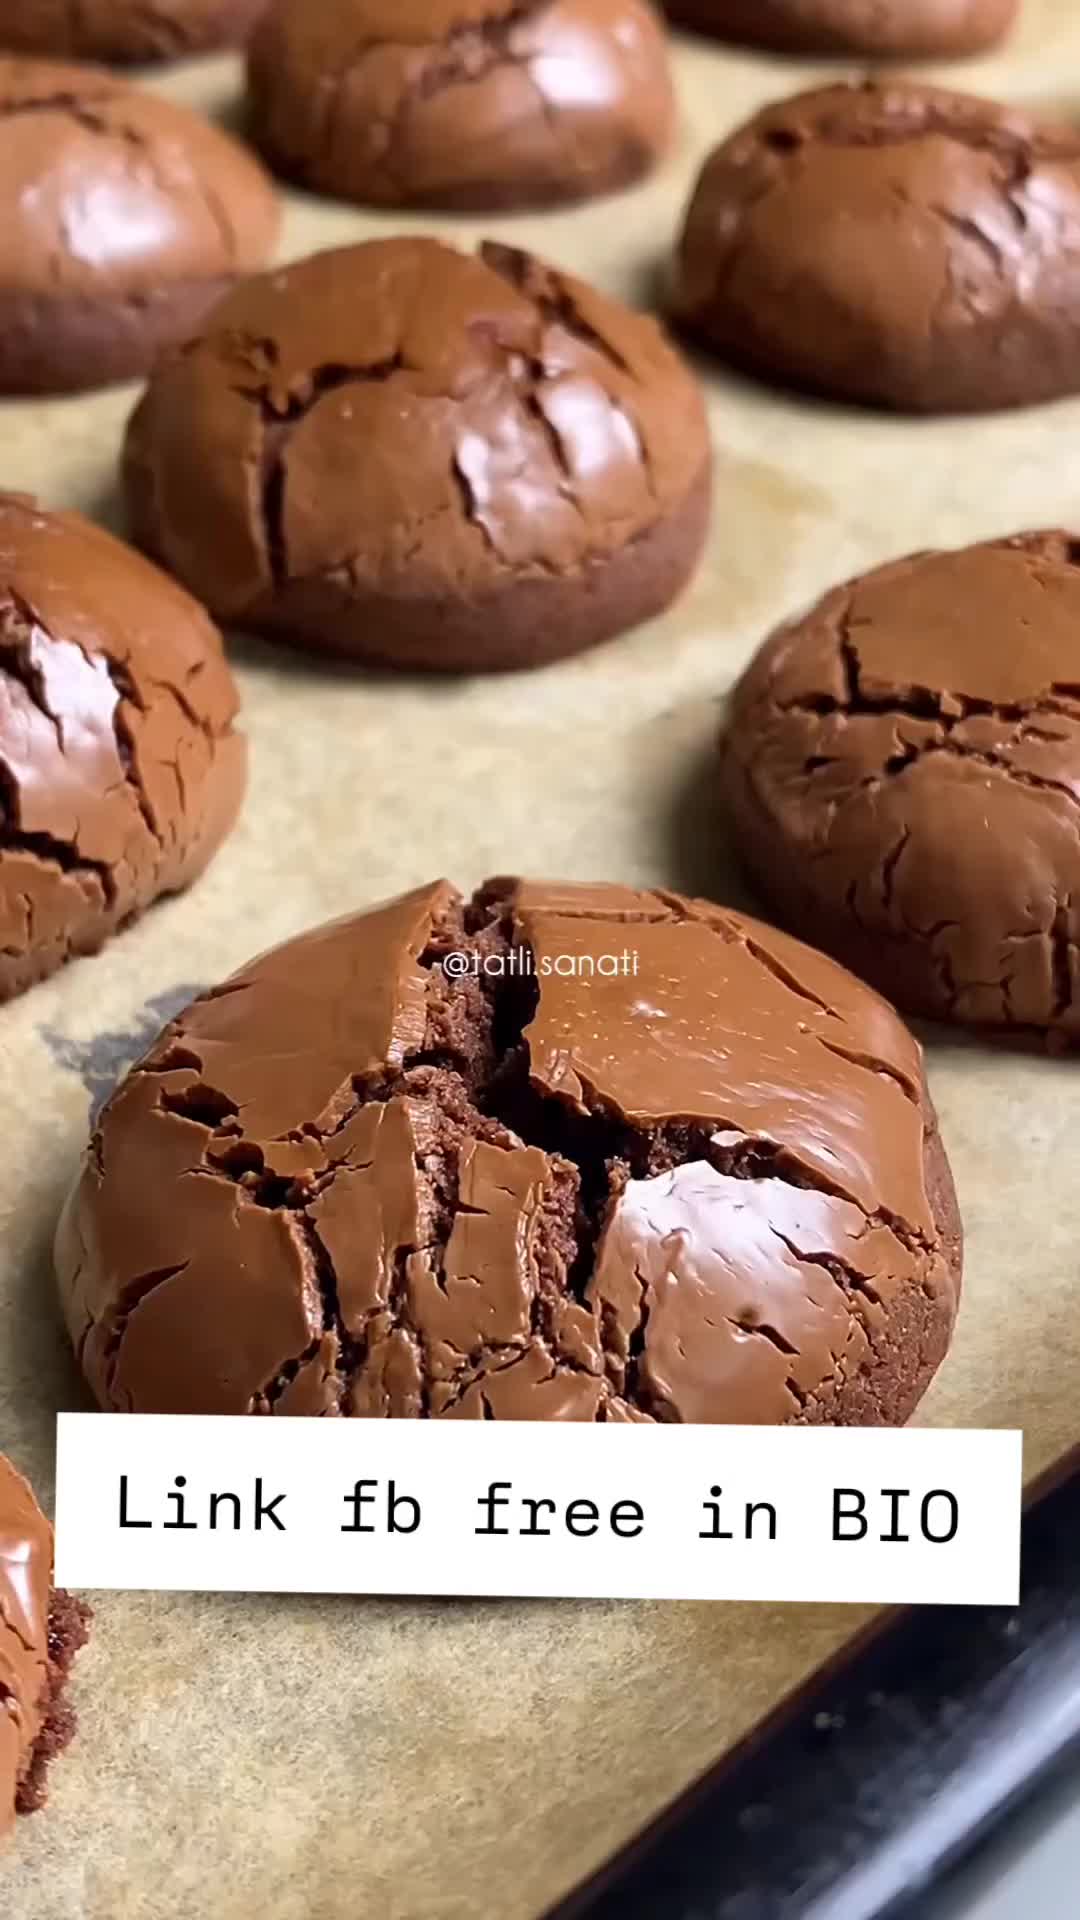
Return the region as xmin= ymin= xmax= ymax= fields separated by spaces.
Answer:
xmin=4 ymin=4 xmax=1080 ymax=1913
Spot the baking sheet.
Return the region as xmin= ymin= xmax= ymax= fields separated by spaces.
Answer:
xmin=4 ymin=3 xmax=1080 ymax=1913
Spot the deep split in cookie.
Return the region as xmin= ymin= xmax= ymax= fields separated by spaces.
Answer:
xmin=56 ymin=879 xmax=962 ymax=1427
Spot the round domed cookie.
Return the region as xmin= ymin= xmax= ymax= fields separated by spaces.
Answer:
xmin=663 ymin=0 xmax=1016 ymax=55
xmin=56 ymin=877 xmax=961 ymax=1425
xmin=0 ymin=57 xmax=278 ymax=394
xmin=0 ymin=493 xmax=245 ymax=1000
xmin=246 ymin=0 xmax=675 ymax=212
xmin=0 ymin=1454 xmax=89 ymax=1838
xmin=721 ymin=531 xmax=1080 ymax=1041
xmin=0 ymin=0 xmax=266 ymax=62
xmin=123 ymin=237 xmax=711 ymax=671
xmin=672 ymin=80 xmax=1080 ymax=415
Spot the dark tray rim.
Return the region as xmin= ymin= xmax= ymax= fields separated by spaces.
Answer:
xmin=546 ymin=1442 xmax=1080 ymax=1920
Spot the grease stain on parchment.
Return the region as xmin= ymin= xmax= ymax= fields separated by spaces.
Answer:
xmin=41 ymin=985 xmax=204 ymax=1124
xmin=702 ymin=449 xmax=834 ymax=627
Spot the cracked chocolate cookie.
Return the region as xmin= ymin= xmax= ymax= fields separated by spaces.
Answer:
xmin=672 ymin=79 xmax=1080 ymax=415
xmin=0 ymin=0 xmax=265 ymax=63
xmin=246 ymin=0 xmax=675 ymax=212
xmin=123 ymin=236 xmax=711 ymax=670
xmin=1 ymin=1454 xmax=90 ymax=1840
xmin=0 ymin=56 xmax=278 ymax=393
xmin=0 ymin=493 xmax=246 ymax=1001
xmin=663 ymin=0 xmax=1016 ymax=55
xmin=56 ymin=877 xmax=961 ymax=1425
xmin=721 ymin=531 xmax=1080 ymax=1040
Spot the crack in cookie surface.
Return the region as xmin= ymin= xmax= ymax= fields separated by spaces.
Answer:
xmin=674 ymin=79 xmax=1080 ymax=413
xmin=722 ymin=532 xmax=1080 ymax=1036
xmin=57 ymin=878 xmax=961 ymax=1426
xmin=246 ymin=0 xmax=673 ymax=214
xmin=0 ymin=493 xmax=245 ymax=1000
xmin=123 ymin=235 xmax=710 ymax=668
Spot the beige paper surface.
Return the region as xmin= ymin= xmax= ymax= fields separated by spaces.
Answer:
xmin=4 ymin=4 xmax=1080 ymax=1913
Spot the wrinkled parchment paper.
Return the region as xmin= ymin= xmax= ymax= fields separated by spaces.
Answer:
xmin=5 ymin=4 xmax=1080 ymax=1912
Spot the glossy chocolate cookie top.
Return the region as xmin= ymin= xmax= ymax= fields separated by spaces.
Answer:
xmin=0 ymin=56 xmax=278 ymax=389
xmin=673 ymin=80 xmax=1080 ymax=414
xmin=247 ymin=0 xmax=675 ymax=210
xmin=58 ymin=878 xmax=961 ymax=1426
xmin=0 ymin=0 xmax=267 ymax=62
xmin=0 ymin=493 xmax=246 ymax=999
xmin=0 ymin=56 xmax=277 ymax=301
xmin=722 ymin=531 xmax=1080 ymax=1039
xmin=123 ymin=237 xmax=711 ymax=668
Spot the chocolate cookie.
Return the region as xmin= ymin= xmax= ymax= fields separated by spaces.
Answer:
xmin=1 ymin=1454 xmax=90 ymax=1838
xmin=664 ymin=0 xmax=1016 ymax=55
xmin=0 ymin=0 xmax=265 ymax=62
xmin=0 ymin=57 xmax=278 ymax=394
xmin=721 ymin=531 xmax=1080 ymax=1040
xmin=673 ymin=80 xmax=1080 ymax=415
xmin=0 ymin=493 xmax=245 ymax=1001
xmin=246 ymin=0 xmax=675 ymax=211
xmin=123 ymin=238 xmax=711 ymax=670
xmin=56 ymin=878 xmax=961 ymax=1425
